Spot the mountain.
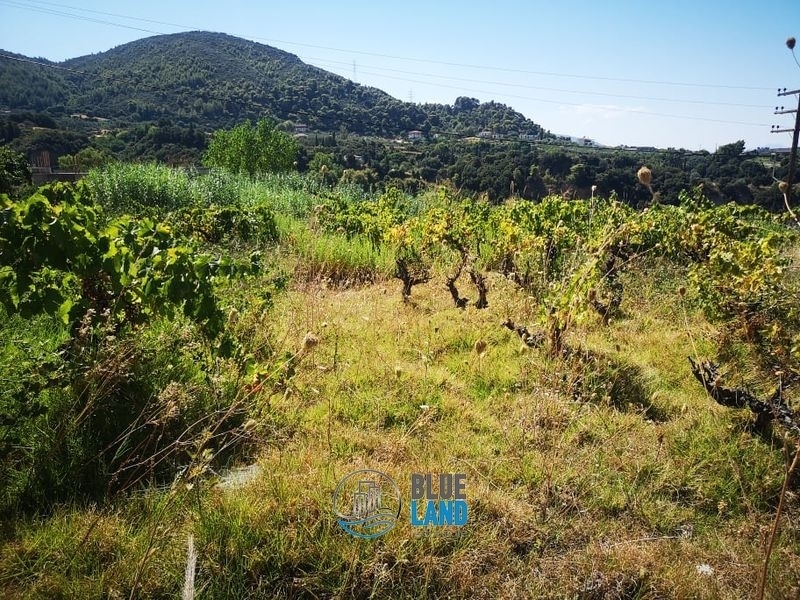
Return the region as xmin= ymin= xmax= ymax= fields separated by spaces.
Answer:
xmin=7 ymin=33 xmax=778 ymax=209
xmin=0 ymin=31 xmax=548 ymax=140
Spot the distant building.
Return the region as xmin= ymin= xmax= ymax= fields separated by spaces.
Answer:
xmin=759 ymin=147 xmax=791 ymax=155
xmin=408 ymin=130 xmax=423 ymax=141
xmin=294 ymin=123 xmax=309 ymax=134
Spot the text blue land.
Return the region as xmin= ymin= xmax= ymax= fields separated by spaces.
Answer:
xmin=410 ymin=473 xmax=466 ymax=500
xmin=410 ymin=499 xmax=468 ymax=526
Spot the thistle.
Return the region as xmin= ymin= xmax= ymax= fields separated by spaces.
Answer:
xmin=637 ymin=166 xmax=652 ymax=187
xmin=302 ymin=332 xmax=320 ymax=353
xmin=788 ymin=36 xmax=800 ymax=71
xmin=637 ymin=166 xmax=656 ymax=202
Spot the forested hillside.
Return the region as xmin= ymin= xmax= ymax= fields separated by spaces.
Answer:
xmin=0 ymin=31 xmax=547 ymax=138
xmin=0 ymin=31 xmax=791 ymax=209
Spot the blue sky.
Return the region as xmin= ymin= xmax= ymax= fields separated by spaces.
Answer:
xmin=1 ymin=0 xmax=799 ymax=151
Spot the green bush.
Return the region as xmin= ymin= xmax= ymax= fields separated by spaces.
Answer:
xmin=0 ymin=309 xmax=256 ymax=514
xmin=0 ymin=183 xmax=268 ymax=514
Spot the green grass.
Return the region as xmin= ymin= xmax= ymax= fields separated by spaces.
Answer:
xmin=1 ymin=175 xmax=799 ymax=598
xmin=277 ymin=214 xmax=396 ymax=286
xmin=1 ymin=277 xmax=796 ymax=598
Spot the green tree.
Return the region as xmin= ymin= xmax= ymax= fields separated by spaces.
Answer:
xmin=73 ymin=147 xmax=114 ymax=170
xmin=568 ymin=162 xmax=595 ymax=188
xmin=308 ymin=151 xmax=342 ymax=186
xmin=57 ymin=154 xmax=77 ymax=170
xmin=0 ymin=146 xmax=31 ymax=195
xmin=715 ymin=140 xmax=746 ymax=158
xmin=203 ymin=118 xmax=299 ymax=177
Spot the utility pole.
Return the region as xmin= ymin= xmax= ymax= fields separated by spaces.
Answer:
xmin=771 ymin=36 xmax=800 ymax=208
xmin=771 ymin=88 xmax=800 ymax=205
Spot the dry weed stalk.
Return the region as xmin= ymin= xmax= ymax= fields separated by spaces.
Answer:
xmin=778 ymin=181 xmax=800 ymax=227
xmin=757 ymin=440 xmax=800 ymax=600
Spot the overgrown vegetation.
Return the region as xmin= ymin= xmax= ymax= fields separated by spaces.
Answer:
xmin=1 ymin=163 xmax=799 ymax=598
xmin=2 ymin=31 xmax=793 ymax=210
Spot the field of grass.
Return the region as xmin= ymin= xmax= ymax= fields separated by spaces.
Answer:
xmin=1 ymin=167 xmax=799 ymax=598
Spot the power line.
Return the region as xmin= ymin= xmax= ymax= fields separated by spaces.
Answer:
xmin=771 ymin=87 xmax=800 ymax=205
xmin=0 ymin=0 xmax=165 ymax=36
xmin=1 ymin=0 xmax=764 ymax=113
xmin=0 ymin=50 xmax=768 ymax=129
xmin=9 ymin=0 xmax=190 ymax=31
xmin=2 ymin=0 xmax=777 ymax=92
xmin=0 ymin=51 xmax=189 ymax=95
xmin=0 ymin=51 xmax=86 ymax=75
xmin=304 ymin=56 xmax=768 ymax=109
xmin=0 ymin=0 xmax=773 ymax=129
xmin=0 ymin=51 xmax=771 ymax=147
xmin=334 ymin=66 xmax=770 ymax=127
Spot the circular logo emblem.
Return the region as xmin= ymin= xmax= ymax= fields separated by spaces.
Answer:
xmin=333 ymin=469 xmax=401 ymax=539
